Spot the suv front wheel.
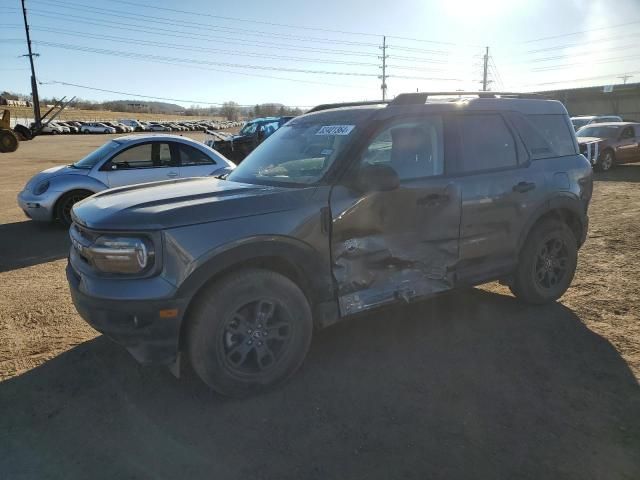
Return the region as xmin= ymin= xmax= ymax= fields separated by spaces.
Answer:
xmin=187 ymin=268 xmax=313 ymax=397
xmin=510 ymin=219 xmax=577 ymax=304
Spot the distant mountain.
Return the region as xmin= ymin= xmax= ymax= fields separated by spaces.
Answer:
xmin=100 ymin=100 xmax=185 ymax=114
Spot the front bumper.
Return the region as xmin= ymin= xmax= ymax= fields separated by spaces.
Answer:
xmin=66 ymin=263 xmax=188 ymax=365
xmin=579 ymin=142 xmax=600 ymax=166
xmin=17 ymin=189 xmax=56 ymax=221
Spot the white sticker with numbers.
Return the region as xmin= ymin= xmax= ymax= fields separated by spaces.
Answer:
xmin=315 ymin=125 xmax=355 ymax=136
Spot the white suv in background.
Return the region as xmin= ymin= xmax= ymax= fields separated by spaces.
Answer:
xmin=80 ymin=123 xmax=117 ymax=134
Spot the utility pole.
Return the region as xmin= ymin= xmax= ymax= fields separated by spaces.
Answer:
xmin=379 ymin=36 xmax=388 ymax=100
xmin=20 ymin=0 xmax=42 ymax=129
xmin=482 ymin=46 xmax=489 ymax=92
xmin=618 ymin=74 xmax=632 ymax=85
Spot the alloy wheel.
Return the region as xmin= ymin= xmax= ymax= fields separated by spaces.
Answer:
xmin=220 ymin=299 xmax=293 ymax=376
xmin=534 ymin=237 xmax=569 ymax=290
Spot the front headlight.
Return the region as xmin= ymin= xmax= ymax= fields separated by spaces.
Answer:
xmin=87 ymin=235 xmax=155 ymax=274
xmin=34 ymin=180 xmax=50 ymax=195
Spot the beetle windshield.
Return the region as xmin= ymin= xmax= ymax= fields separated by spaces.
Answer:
xmin=72 ymin=140 xmax=119 ymax=169
xmin=228 ymin=109 xmax=376 ymax=186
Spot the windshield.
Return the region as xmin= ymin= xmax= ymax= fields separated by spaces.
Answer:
xmin=239 ymin=121 xmax=258 ymax=135
xmin=576 ymin=125 xmax=620 ymax=138
xmin=228 ymin=116 xmax=364 ymax=186
xmin=72 ymin=140 xmax=119 ymax=169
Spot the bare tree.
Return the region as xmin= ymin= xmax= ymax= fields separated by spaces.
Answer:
xmin=221 ymin=101 xmax=240 ymax=121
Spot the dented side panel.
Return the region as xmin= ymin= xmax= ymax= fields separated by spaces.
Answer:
xmin=330 ymin=182 xmax=461 ymax=316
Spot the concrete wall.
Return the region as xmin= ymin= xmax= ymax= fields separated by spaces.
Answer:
xmin=538 ymin=83 xmax=640 ymax=121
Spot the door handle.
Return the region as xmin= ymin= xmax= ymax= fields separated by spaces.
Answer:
xmin=167 ymin=171 xmax=178 ymax=177
xmin=513 ymin=181 xmax=536 ymax=193
xmin=417 ymin=193 xmax=449 ymax=206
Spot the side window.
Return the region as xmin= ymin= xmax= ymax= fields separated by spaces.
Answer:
xmin=361 ymin=117 xmax=444 ymax=180
xmin=455 ymin=115 xmax=517 ymax=173
xmin=262 ymin=121 xmax=280 ymax=139
xmin=621 ymin=127 xmax=634 ymax=139
xmin=179 ymin=144 xmax=214 ymax=166
xmin=111 ymin=144 xmax=153 ymax=169
xmin=512 ymin=114 xmax=576 ymax=159
xmin=158 ymin=143 xmax=172 ymax=166
xmin=110 ymin=143 xmax=173 ymax=169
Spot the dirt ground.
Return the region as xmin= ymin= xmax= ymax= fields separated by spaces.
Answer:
xmin=0 ymin=135 xmax=638 ymax=479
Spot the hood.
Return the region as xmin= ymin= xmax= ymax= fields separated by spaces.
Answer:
xmin=72 ymin=177 xmax=315 ymax=230
xmin=577 ymin=136 xmax=605 ymax=144
xmin=25 ymin=165 xmax=90 ymax=191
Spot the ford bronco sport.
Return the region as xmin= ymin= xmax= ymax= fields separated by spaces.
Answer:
xmin=67 ymin=92 xmax=592 ymax=396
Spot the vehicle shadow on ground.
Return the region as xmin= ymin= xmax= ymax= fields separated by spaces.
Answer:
xmin=596 ymin=163 xmax=640 ymax=183
xmin=1 ymin=289 xmax=638 ymax=480
xmin=0 ymin=221 xmax=69 ymax=272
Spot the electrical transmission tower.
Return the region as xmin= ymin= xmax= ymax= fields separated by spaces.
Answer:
xmin=482 ymin=46 xmax=490 ymax=92
xmin=379 ymin=36 xmax=388 ymax=100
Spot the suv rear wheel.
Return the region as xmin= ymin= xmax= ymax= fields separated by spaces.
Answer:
xmin=510 ymin=219 xmax=577 ymax=304
xmin=187 ymin=268 xmax=313 ymax=397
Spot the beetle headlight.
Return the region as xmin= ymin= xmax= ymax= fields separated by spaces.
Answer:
xmin=33 ymin=180 xmax=50 ymax=195
xmin=88 ymin=235 xmax=155 ymax=274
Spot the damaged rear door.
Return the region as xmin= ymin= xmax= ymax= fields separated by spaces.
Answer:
xmin=329 ymin=115 xmax=461 ymax=316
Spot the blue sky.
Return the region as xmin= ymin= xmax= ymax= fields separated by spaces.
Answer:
xmin=1 ymin=0 xmax=639 ymax=108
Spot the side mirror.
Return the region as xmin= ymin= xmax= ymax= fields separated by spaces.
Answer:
xmin=356 ymin=164 xmax=400 ymax=192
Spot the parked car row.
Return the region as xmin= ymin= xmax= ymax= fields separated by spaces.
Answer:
xmin=33 ymin=119 xmax=244 ymax=135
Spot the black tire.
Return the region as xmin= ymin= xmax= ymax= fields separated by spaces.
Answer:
xmin=55 ymin=190 xmax=92 ymax=227
xmin=51 ymin=130 xmax=59 ymax=135
xmin=510 ymin=219 xmax=577 ymax=304
xmin=187 ymin=268 xmax=313 ymax=397
xmin=596 ymin=149 xmax=615 ymax=171
xmin=13 ymin=124 xmax=32 ymax=141
xmin=0 ymin=129 xmax=19 ymax=153
xmin=104 ymin=129 xmax=110 ymax=134
xmin=82 ymin=129 xmax=89 ymax=134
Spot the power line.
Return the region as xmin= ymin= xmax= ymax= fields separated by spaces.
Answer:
xmin=106 ymin=0 xmax=383 ymax=37
xmin=523 ymin=31 xmax=640 ymax=54
xmin=40 ymin=80 xmax=315 ymax=108
xmin=29 ymin=43 xmax=364 ymax=88
xmin=36 ymin=0 xmax=473 ymax=47
xmin=532 ymin=53 xmax=640 ymax=72
xmin=30 ymin=0 xmax=381 ymax=47
xmin=522 ymin=19 xmax=640 ymax=43
xmin=30 ymin=26 xmax=380 ymax=67
xmin=28 ymin=11 xmax=380 ymax=58
xmin=32 ymin=41 xmax=377 ymax=76
xmin=524 ymin=70 xmax=640 ymax=87
xmin=528 ymin=43 xmax=640 ymax=63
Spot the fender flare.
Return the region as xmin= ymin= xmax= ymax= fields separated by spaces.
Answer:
xmin=517 ymin=194 xmax=588 ymax=251
xmin=175 ymin=235 xmax=334 ymax=305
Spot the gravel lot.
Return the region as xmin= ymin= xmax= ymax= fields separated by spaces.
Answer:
xmin=0 ymin=134 xmax=639 ymax=479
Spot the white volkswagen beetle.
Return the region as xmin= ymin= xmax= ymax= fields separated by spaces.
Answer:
xmin=17 ymin=134 xmax=235 ymax=225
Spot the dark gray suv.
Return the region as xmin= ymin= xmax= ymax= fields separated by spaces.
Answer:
xmin=67 ymin=92 xmax=593 ymax=396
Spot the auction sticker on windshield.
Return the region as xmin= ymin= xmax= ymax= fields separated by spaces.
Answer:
xmin=316 ymin=125 xmax=355 ymax=136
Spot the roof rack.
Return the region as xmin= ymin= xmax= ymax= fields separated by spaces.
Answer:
xmin=390 ymin=91 xmax=546 ymax=105
xmin=306 ymin=100 xmax=388 ymax=113
xmin=307 ymin=92 xmax=546 ymax=114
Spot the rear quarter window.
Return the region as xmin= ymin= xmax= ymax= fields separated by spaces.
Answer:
xmin=512 ymin=114 xmax=576 ymax=159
